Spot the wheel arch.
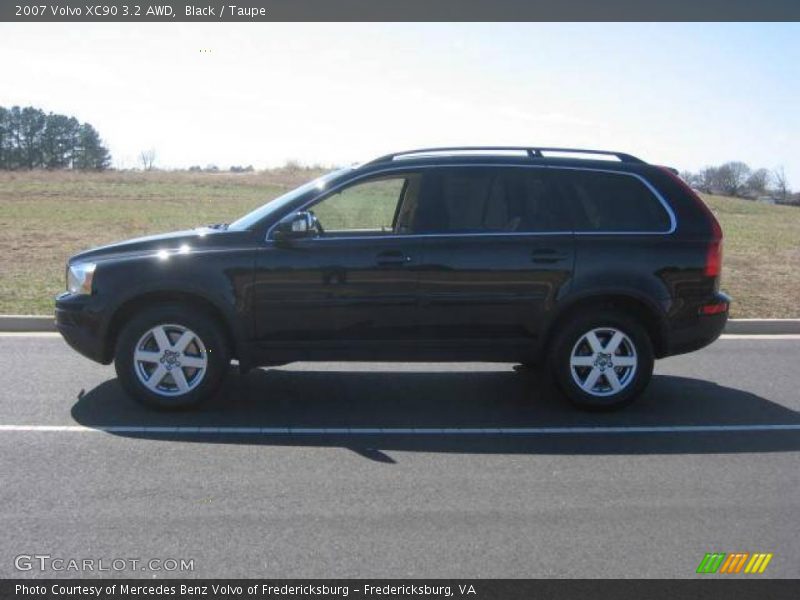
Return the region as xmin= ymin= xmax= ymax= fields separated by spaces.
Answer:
xmin=544 ymin=292 xmax=669 ymax=358
xmin=104 ymin=290 xmax=247 ymax=367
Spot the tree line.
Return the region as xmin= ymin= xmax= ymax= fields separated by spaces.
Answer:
xmin=2 ymin=110 xmax=796 ymax=204
xmin=0 ymin=105 xmax=111 ymax=170
xmin=681 ymin=162 xmax=795 ymax=204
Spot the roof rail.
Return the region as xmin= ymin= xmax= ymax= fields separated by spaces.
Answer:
xmin=365 ymin=146 xmax=646 ymax=165
xmin=531 ymin=147 xmax=645 ymax=163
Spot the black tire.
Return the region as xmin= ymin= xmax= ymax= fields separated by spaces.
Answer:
xmin=548 ymin=309 xmax=654 ymax=411
xmin=114 ymin=304 xmax=230 ymax=410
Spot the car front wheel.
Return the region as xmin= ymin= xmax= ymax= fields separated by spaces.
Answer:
xmin=549 ymin=310 xmax=654 ymax=411
xmin=114 ymin=304 xmax=229 ymax=410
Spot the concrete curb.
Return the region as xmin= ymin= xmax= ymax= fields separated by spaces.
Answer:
xmin=0 ymin=315 xmax=56 ymax=332
xmin=723 ymin=319 xmax=800 ymax=335
xmin=2 ymin=315 xmax=800 ymax=335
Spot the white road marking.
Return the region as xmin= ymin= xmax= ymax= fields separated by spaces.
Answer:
xmin=0 ymin=332 xmax=61 ymax=337
xmin=3 ymin=332 xmax=800 ymax=340
xmin=720 ymin=334 xmax=800 ymax=340
xmin=0 ymin=424 xmax=799 ymax=435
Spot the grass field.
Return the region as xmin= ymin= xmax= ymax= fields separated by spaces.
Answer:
xmin=0 ymin=169 xmax=798 ymax=318
xmin=702 ymin=193 xmax=799 ymax=318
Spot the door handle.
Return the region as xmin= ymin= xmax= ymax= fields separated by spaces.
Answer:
xmin=376 ymin=250 xmax=412 ymax=266
xmin=530 ymin=248 xmax=569 ymax=263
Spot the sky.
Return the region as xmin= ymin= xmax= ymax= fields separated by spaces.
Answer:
xmin=1 ymin=22 xmax=798 ymax=184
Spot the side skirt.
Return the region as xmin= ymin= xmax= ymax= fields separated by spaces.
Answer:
xmin=246 ymin=338 xmax=542 ymax=365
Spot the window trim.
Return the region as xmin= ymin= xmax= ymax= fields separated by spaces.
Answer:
xmin=265 ymin=164 xmax=677 ymax=242
xmin=391 ymin=177 xmax=412 ymax=231
xmin=550 ymin=166 xmax=676 ymax=235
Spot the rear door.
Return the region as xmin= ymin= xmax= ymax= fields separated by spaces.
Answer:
xmin=413 ymin=166 xmax=575 ymax=354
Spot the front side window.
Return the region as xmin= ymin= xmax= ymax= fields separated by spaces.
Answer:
xmin=556 ymin=170 xmax=672 ymax=232
xmin=310 ymin=175 xmax=418 ymax=235
xmin=412 ymin=167 xmax=570 ymax=234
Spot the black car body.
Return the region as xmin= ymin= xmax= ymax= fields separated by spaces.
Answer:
xmin=56 ymin=147 xmax=729 ymax=409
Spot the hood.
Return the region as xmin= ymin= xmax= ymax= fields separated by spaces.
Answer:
xmin=69 ymin=227 xmax=252 ymax=264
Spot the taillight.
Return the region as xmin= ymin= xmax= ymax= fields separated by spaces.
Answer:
xmin=699 ymin=301 xmax=728 ymax=315
xmin=658 ymin=166 xmax=723 ymax=278
xmin=705 ymin=240 xmax=722 ymax=277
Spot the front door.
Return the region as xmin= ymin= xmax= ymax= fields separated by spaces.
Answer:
xmin=252 ymin=172 xmax=424 ymax=355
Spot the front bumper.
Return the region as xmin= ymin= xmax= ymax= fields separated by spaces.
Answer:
xmin=55 ymin=293 xmax=110 ymax=364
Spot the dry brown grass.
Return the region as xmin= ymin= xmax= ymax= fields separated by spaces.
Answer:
xmin=703 ymin=194 xmax=800 ymax=318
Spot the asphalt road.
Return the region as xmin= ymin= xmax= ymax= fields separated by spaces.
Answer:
xmin=1 ymin=334 xmax=798 ymax=579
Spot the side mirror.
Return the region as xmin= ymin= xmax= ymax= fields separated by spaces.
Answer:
xmin=273 ymin=211 xmax=318 ymax=242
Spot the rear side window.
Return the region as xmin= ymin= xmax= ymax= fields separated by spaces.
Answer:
xmin=557 ymin=170 xmax=671 ymax=233
xmin=412 ymin=167 xmax=570 ymax=234
xmin=486 ymin=169 xmax=571 ymax=232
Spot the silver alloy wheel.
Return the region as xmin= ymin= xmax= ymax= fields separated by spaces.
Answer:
xmin=133 ymin=323 xmax=208 ymax=396
xmin=569 ymin=327 xmax=638 ymax=397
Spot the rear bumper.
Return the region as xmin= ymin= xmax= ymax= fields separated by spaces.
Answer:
xmin=55 ymin=293 xmax=110 ymax=364
xmin=662 ymin=292 xmax=730 ymax=357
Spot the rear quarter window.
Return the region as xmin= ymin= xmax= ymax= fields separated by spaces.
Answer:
xmin=557 ymin=170 xmax=672 ymax=233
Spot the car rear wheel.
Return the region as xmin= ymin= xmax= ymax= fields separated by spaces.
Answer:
xmin=549 ymin=310 xmax=654 ymax=411
xmin=114 ymin=304 xmax=229 ymax=410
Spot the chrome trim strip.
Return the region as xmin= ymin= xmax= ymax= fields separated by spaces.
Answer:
xmin=264 ymin=163 xmax=677 ymax=242
xmin=283 ymin=231 xmax=573 ymax=242
xmin=548 ymin=165 xmax=677 ymax=234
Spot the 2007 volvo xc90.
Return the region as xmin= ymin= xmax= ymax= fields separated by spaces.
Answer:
xmin=56 ymin=147 xmax=730 ymax=410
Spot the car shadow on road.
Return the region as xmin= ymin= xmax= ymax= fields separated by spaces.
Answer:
xmin=71 ymin=366 xmax=800 ymax=457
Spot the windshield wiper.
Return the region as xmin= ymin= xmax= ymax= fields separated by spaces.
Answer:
xmin=205 ymin=222 xmax=229 ymax=230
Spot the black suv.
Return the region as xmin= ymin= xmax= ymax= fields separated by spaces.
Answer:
xmin=56 ymin=147 xmax=729 ymax=410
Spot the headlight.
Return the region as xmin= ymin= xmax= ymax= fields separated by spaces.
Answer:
xmin=66 ymin=262 xmax=96 ymax=295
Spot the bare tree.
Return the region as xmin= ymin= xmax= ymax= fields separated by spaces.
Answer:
xmin=138 ymin=148 xmax=156 ymax=171
xmin=745 ymin=168 xmax=771 ymax=197
xmin=679 ymin=170 xmax=701 ymax=189
xmin=772 ymin=166 xmax=789 ymax=202
xmin=716 ymin=161 xmax=751 ymax=197
xmin=696 ymin=166 xmax=719 ymax=193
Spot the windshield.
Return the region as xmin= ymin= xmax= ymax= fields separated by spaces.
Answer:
xmin=228 ymin=167 xmax=353 ymax=231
